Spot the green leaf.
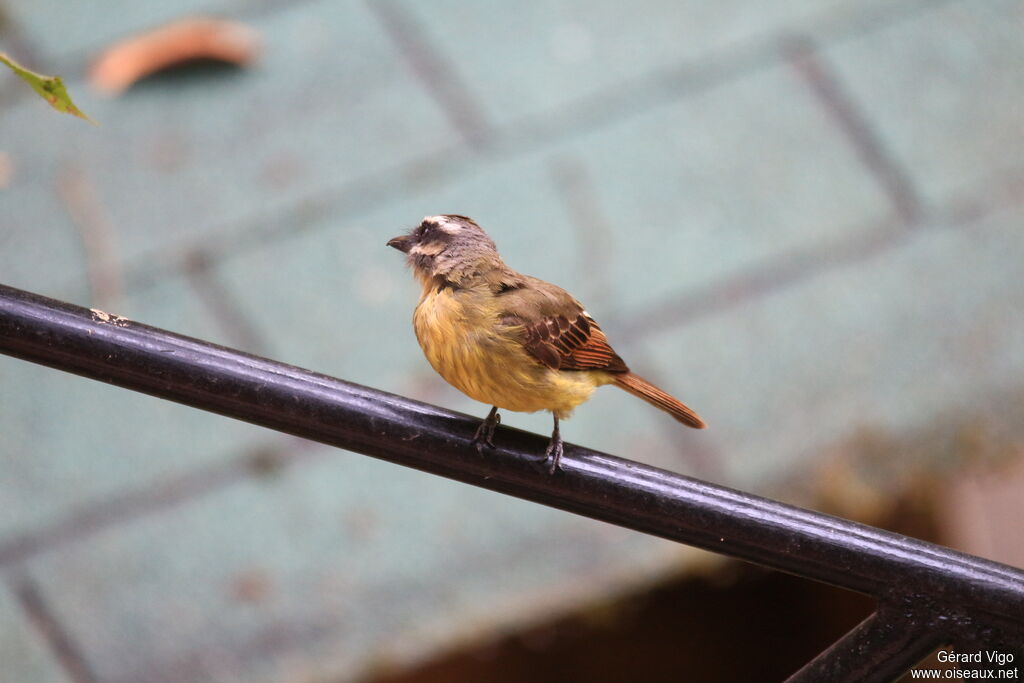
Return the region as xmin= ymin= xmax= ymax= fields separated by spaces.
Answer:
xmin=0 ymin=52 xmax=95 ymax=123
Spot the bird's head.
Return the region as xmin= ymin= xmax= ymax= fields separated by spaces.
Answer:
xmin=387 ymin=215 xmax=501 ymax=284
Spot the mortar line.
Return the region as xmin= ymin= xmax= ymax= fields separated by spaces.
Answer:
xmin=0 ymin=440 xmax=316 ymax=569
xmin=106 ymin=35 xmax=766 ymax=296
xmin=613 ymin=166 xmax=1024 ymax=343
xmin=56 ymin=164 xmax=125 ymax=312
xmin=366 ymin=0 xmax=492 ymax=149
xmin=8 ymin=573 xmax=100 ymax=683
xmin=784 ymin=35 xmax=924 ymax=225
xmin=548 ymin=157 xmax=617 ymax=308
xmin=181 ymin=249 xmax=272 ymax=355
xmin=75 ymin=0 xmax=957 ymax=298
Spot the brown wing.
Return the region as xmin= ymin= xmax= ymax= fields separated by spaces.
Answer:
xmin=511 ymin=310 xmax=629 ymax=373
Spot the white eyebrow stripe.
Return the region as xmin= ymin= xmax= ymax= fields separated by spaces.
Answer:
xmin=423 ymin=215 xmax=462 ymax=235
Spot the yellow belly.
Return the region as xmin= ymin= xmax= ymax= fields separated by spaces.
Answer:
xmin=412 ymin=287 xmax=607 ymax=418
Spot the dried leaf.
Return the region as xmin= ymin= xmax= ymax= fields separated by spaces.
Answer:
xmin=0 ymin=52 xmax=95 ymax=123
xmin=90 ymin=18 xmax=261 ymax=95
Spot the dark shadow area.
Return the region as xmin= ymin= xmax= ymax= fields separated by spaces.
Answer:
xmin=126 ymin=58 xmax=247 ymax=93
xmin=367 ymin=564 xmax=874 ymax=683
xmin=367 ymin=499 xmax=948 ymax=683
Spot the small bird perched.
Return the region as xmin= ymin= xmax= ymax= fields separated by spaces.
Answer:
xmin=387 ymin=215 xmax=705 ymax=473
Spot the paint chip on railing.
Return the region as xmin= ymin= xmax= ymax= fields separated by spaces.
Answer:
xmin=90 ymin=308 xmax=130 ymax=327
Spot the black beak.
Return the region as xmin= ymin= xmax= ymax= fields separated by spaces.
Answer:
xmin=387 ymin=235 xmax=413 ymax=253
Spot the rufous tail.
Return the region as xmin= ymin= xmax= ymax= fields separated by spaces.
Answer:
xmin=613 ymin=372 xmax=706 ymax=429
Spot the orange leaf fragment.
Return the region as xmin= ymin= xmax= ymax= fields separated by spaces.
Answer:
xmin=90 ymin=17 xmax=261 ymax=95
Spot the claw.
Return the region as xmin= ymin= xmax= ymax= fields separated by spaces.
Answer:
xmin=470 ymin=406 xmax=500 ymax=454
xmin=543 ymin=415 xmax=563 ymax=474
xmin=544 ymin=436 xmax=563 ymax=474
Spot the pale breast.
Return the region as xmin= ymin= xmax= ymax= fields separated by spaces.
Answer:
xmin=412 ymin=286 xmax=600 ymax=416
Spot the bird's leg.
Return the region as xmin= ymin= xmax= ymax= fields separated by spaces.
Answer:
xmin=471 ymin=406 xmax=501 ymax=453
xmin=544 ymin=415 xmax=564 ymax=474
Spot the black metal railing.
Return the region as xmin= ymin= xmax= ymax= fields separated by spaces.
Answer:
xmin=1 ymin=283 xmax=1022 ymax=682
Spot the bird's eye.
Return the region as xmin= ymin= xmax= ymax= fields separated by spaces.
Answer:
xmin=418 ymin=222 xmax=435 ymax=239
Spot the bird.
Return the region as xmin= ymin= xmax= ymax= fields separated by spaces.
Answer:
xmin=387 ymin=215 xmax=705 ymax=473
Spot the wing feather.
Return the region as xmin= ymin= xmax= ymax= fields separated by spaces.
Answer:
xmin=496 ymin=276 xmax=628 ymax=373
xmin=511 ymin=310 xmax=628 ymax=373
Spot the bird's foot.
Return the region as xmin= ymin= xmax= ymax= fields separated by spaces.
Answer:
xmin=470 ymin=406 xmax=500 ymax=455
xmin=543 ymin=432 xmax=564 ymax=475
